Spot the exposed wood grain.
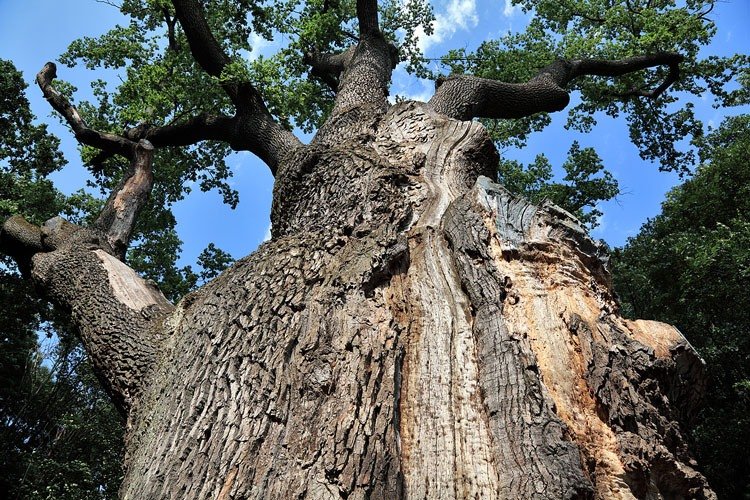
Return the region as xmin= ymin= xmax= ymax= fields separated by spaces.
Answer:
xmin=17 ymin=102 xmax=714 ymax=498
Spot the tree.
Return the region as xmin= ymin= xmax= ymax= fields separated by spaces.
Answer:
xmin=0 ymin=58 xmax=125 ymax=499
xmin=1 ymin=0 xmax=744 ymax=497
xmin=612 ymin=114 xmax=750 ymax=499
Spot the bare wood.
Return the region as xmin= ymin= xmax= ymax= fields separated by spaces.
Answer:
xmin=95 ymin=140 xmax=155 ymax=258
xmin=110 ymin=102 xmax=714 ymax=498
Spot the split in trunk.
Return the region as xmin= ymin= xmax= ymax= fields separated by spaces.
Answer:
xmin=0 ymin=0 xmax=716 ymax=498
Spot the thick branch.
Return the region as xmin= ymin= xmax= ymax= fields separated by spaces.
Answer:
xmin=0 ymin=216 xmax=44 ymax=276
xmin=170 ymin=0 xmax=229 ymax=78
xmin=171 ymin=0 xmax=300 ymax=171
xmin=428 ymin=52 xmax=684 ymax=121
xmin=95 ymin=140 xmax=155 ymax=258
xmin=125 ymin=112 xmax=235 ymax=147
xmin=1 ymin=213 xmax=174 ymax=417
xmin=319 ymin=1 xmax=398 ymax=117
xmin=86 ymin=113 xmax=235 ymax=169
xmin=304 ymin=47 xmax=356 ymax=92
xmin=356 ymin=0 xmax=381 ymax=39
xmin=37 ymin=62 xmax=134 ymax=159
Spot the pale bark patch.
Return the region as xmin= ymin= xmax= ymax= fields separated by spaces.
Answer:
xmin=94 ymin=249 xmax=167 ymax=311
xmin=625 ymin=319 xmax=685 ymax=359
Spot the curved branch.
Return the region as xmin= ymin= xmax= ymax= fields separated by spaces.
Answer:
xmin=1 ymin=212 xmax=175 ymax=417
xmin=428 ymin=52 xmax=684 ymax=121
xmin=171 ymin=0 xmax=300 ymax=170
xmin=37 ymin=62 xmax=135 ymax=159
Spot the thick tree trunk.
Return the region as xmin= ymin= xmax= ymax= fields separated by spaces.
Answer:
xmin=22 ymin=102 xmax=713 ymax=498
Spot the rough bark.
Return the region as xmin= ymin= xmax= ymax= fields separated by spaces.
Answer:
xmin=5 ymin=101 xmax=715 ymax=498
xmin=6 ymin=2 xmax=713 ymax=496
xmin=429 ymin=53 xmax=684 ymax=121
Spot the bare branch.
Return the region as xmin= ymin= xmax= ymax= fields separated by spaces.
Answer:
xmin=37 ymin=62 xmax=135 ymax=159
xmin=95 ymin=140 xmax=155 ymax=258
xmin=428 ymin=52 xmax=684 ymax=121
xmin=568 ymin=52 xmax=684 ymax=82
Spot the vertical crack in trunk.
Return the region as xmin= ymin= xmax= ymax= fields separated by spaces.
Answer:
xmin=393 ymin=113 xmax=500 ymax=498
xmin=108 ymin=102 xmax=713 ymax=499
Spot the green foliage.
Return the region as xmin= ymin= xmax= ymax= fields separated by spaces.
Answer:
xmin=197 ymin=242 xmax=235 ymax=283
xmin=0 ymin=330 xmax=125 ymax=500
xmin=0 ymin=59 xmax=124 ymax=499
xmin=611 ymin=114 xmax=750 ymax=498
xmin=438 ymin=0 xmax=748 ymax=173
xmin=60 ymin=0 xmax=434 ymax=134
xmin=0 ymin=59 xmax=67 ymax=225
xmin=498 ymin=141 xmax=618 ymax=227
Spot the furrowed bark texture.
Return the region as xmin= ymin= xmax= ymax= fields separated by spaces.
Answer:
xmin=26 ymin=218 xmax=173 ymax=416
xmin=20 ymin=103 xmax=714 ymax=498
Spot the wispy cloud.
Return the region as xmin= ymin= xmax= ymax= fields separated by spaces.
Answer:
xmin=391 ymin=66 xmax=435 ymax=102
xmin=247 ymin=33 xmax=276 ymax=61
xmin=415 ymin=0 xmax=479 ymax=53
xmin=503 ymin=0 xmax=521 ymax=17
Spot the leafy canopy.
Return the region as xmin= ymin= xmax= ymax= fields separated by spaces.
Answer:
xmin=53 ymin=0 xmax=747 ymax=238
xmin=438 ymin=0 xmax=747 ymax=174
xmin=612 ymin=114 xmax=750 ymax=499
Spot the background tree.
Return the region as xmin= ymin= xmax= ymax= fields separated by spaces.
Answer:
xmin=0 ymin=58 xmax=124 ymax=499
xmin=0 ymin=0 xmax=746 ymax=498
xmin=612 ymin=114 xmax=750 ymax=499
xmin=0 ymin=57 xmax=234 ymax=498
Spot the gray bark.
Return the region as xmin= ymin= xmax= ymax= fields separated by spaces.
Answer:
xmin=3 ymin=4 xmax=709 ymax=494
xmin=5 ymin=102 xmax=715 ymax=499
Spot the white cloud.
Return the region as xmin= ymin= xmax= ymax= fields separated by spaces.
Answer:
xmin=446 ymin=0 xmax=479 ymax=29
xmin=415 ymin=0 xmax=478 ymax=53
xmin=247 ymin=33 xmax=275 ymax=62
xmin=262 ymin=223 xmax=272 ymax=242
xmin=391 ymin=66 xmax=435 ymax=102
xmin=503 ymin=0 xmax=521 ymax=17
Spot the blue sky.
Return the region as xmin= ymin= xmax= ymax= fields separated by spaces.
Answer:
xmin=1 ymin=0 xmax=748 ymax=269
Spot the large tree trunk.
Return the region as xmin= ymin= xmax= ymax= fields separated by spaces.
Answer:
xmin=20 ymin=102 xmax=713 ymax=499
